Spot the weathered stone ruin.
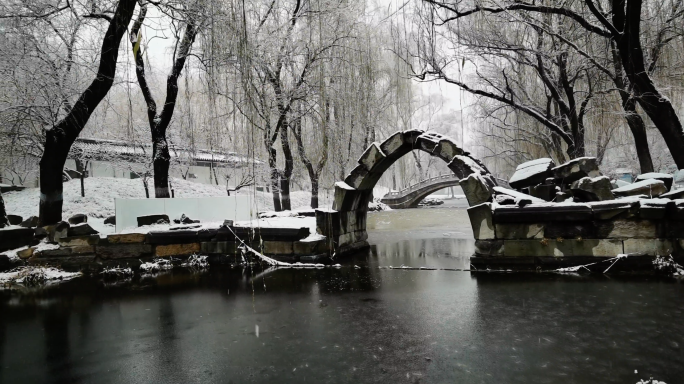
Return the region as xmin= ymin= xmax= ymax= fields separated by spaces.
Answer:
xmin=468 ymin=156 xmax=684 ymax=270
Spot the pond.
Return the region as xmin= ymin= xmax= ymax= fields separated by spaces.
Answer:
xmin=1 ymin=204 xmax=683 ymax=384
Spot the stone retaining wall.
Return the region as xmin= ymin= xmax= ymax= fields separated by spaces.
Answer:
xmin=468 ymin=201 xmax=684 ymax=270
xmin=24 ymin=225 xmax=329 ymax=268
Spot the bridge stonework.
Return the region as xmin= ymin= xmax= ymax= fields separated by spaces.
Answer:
xmin=315 ymin=130 xmax=498 ymax=256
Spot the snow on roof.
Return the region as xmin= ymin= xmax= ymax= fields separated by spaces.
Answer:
xmin=70 ymin=137 xmax=262 ymax=166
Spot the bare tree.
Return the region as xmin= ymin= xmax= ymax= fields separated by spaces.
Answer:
xmin=38 ymin=0 xmax=138 ymax=225
xmin=129 ymin=0 xmax=200 ymax=198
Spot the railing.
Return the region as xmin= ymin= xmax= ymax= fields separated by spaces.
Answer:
xmin=383 ymin=173 xmax=511 ymax=199
xmin=384 ymin=174 xmax=460 ymax=198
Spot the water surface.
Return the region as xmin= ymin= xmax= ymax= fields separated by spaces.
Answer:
xmin=2 ymin=204 xmax=682 ymax=384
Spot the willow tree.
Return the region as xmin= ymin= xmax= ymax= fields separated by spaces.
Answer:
xmin=422 ymin=0 xmax=684 ymax=170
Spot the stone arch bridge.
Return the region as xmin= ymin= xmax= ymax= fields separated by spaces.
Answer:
xmin=315 ymin=130 xmax=498 ymax=255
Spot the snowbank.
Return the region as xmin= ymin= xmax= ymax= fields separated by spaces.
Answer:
xmin=4 ymin=177 xmax=334 ymax=223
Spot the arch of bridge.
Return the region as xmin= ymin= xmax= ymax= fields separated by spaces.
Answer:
xmin=316 ymin=129 xmax=499 ymax=255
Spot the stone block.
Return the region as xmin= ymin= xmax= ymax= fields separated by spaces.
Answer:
xmin=416 ymin=132 xmax=442 ymax=153
xmin=493 ymin=204 xmax=592 ymax=223
xmin=155 ymin=243 xmax=200 ymax=257
xmin=509 ymin=158 xmax=555 ymax=189
xmin=68 ymin=223 xmax=98 ymax=237
xmin=623 ymin=239 xmax=674 ymax=256
xmin=344 ymin=164 xmax=371 ymax=190
xmin=552 ymin=157 xmax=600 ymax=184
xmin=589 ymin=200 xmax=638 ymax=220
xmin=493 ymin=186 xmax=545 ymax=203
xmin=495 ymin=223 xmax=544 ymax=239
xmin=19 ymin=216 xmax=39 ymax=228
xmin=146 ymin=230 xmax=200 ymax=245
xmin=594 ymin=220 xmax=660 ymax=238
xmin=68 ymin=214 xmax=88 ymax=224
xmin=201 ymin=241 xmax=241 ymax=254
xmin=58 ymin=234 xmax=100 ymax=247
xmin=448 ymin=156 xmax=480 ymax=178
xmin=7 ymin=214 xmax=22 ymax=225
xmin=459 ymin=173 xmax=493 ymax=206
xmin=137 ymin=214 xmax=170 ymax=226
xmin=337 ymin=230 xmax=368 ymax=246
xmin=17 ymin=247 xmax=35 ymax=259
xmin=433 ymin=139 xmax=463 ymax=162
xmin=467 ymin=203 xmax=495 ymax=240
xmin=638 ymin=206 xmax=667 ymax=220
xmin=379 ymin=131 xmax=406 ymax=159
xmin=0 ymin=227 xmax=34 ymax=252
xmin=636 ymin=172 xmax=673 ymax=191
xmin=261 ymin=241 xmax=294 ymax=255
xmin=543 ymin=222 xmax=596 ymax=239
xmin=571 ymin=176 xmax=615 ymax=201
xmin=294 ymin=239 xmax=328 ymax=255
xmin=528 ymin=184 xmax=557 ymax=201
xmin=358 ymin=142 xmax=386 ymax=173
xmin=332 ymin=182 xmax=363 ymax=211
xmin=316 ymin=209 xmax=342 ymax=236
xmin=612 ymin=179 xmax=667 ymax=198
xmin=474 ymin=239 xmax=504 ymax=256
xmin=45 ymin=221 xmax=69 ymax=242
xmin=36 ymin=246 xmax=94 ymax=258
xmin=97 ymin=243 xmax=153 ymax=259
xmin=107 ymin=233 xmax=146 ymax=243
xmin=660 ymin=189 xmax=684 ymax=200
xmin=504 ymin=239 xmax=623 ymax=257
xmin=29 ymin=255 xmax=96 ymax=266
xmin=402 ymin=129 xmax=425 ymax=146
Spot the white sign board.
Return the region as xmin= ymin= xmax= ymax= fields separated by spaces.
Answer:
xmin=115 ymin=196 xmax=253 ymax=233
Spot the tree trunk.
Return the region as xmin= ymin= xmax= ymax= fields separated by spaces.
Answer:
xmin=615 ymin=0 xmax=684 ymax=169
xmin=0 ymin=191 xmax=8 ymax=228
xmin=268 ymin=146 xmax=282 ymax=212
xmin=310 ymin=176 xmax=319 ymax=209
xmin=130 ymin=4 xmax=197 ymax=199
xmin=622 ymin=98 xmax=655 ymax=173
xmin=39 ymin=0 xmax=137 ymax=225
xmin=153 ymin=135 xmax=171 ymax=198
xmin=279 ymin=124 xmax=294 ymax=211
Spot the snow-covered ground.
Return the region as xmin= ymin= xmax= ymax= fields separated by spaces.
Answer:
xmin=3 ymin=177 xmax=335 ymax=233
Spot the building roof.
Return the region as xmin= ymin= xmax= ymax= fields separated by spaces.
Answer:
xmin=70 ymin=137 xmax=262 ymax=167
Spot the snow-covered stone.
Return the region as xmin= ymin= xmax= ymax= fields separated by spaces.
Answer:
xmin=459 ymin=173 xmax=493 ymax=206
xmin=492 ymin=186 xmax=545 ymax=204
xmin=571 ymin=176 xmax=615 ymax=201
xmin=19 ymin=216 xmax=38 ymax=228
xmin=68 ymin=222 xmax=99 ymax=237
xmin=659 ymin=188 xmax=684 ymax=200
xmin=612 ymin=179 xmax=667 ymax=197
xmin=552 ymin=157 xmax=600 ymax=183
xmin=635 ymin=172 xmax=673 ymax=191
xmin=357 ymin=142 xmax=386 ymax=172
xmin=68 ymin=214 xmax=87 ymax=225
xmin=137 ymin=214 xmax=170 ymax=227
xmin=509 ymin=158 xmax=555 ymax=189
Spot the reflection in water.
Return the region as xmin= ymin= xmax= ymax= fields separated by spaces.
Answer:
xmin=1 ymin=207 xmax=683 ymax=384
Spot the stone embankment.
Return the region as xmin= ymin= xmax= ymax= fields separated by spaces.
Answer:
xmin=1 ymin=213 xmax=327 ymax=270
xmin=468 ymin=157 xmax=684 ymax=270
